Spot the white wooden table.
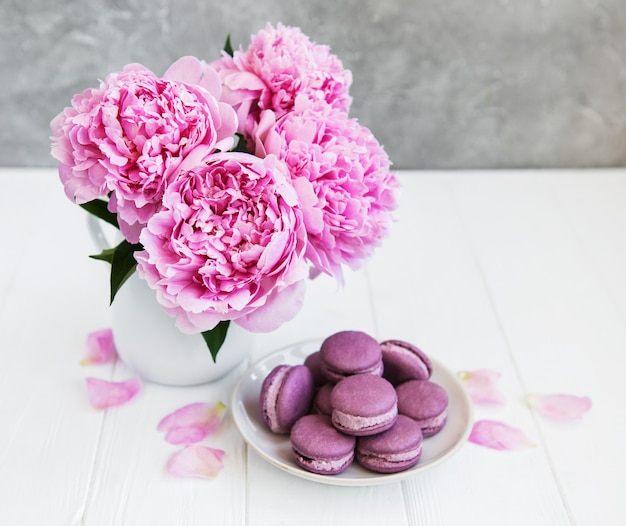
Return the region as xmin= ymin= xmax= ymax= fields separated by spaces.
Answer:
xmin=1 ymin=168 xmax=624 ymax=526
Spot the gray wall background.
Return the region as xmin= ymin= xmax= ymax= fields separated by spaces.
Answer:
xmin=2 ymin=0 xmax=626 ymax=170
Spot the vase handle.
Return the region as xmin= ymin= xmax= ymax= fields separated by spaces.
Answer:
xmin=86 ymin=214 xmax=116 ymax=252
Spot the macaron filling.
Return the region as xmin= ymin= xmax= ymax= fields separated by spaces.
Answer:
xmin=382 ymin=344 xmax=429 ymax=378
xmin=357 ymin=443 xmax=422 ymax=465
xmin=322 ymin=359 xmax=384 ymax=381
xmin=417 ymin=409 xmax=448 ymax=435
xmin=332 ymin=404 xmax=398 ymax=434
xmin=261 ymin=366 xmax=289 ymax=431
xmin=292 ymin=448 xmax=354 ymax=474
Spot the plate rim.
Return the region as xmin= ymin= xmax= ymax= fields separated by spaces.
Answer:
xmin=231 ymin=339 xmax=474 ymax=486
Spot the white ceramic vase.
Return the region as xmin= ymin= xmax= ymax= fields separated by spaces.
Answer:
xmin=88 ymin=216 xmax=253 ymax=386
xmin=111 ymin=273 xmax=253 ymax=385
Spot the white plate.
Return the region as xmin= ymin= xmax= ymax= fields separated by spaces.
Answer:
xmin=231 ymin=340 xmax=474 ymax=486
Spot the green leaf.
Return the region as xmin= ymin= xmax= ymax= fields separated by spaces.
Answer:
xmin=231 ymin=133 xmax=248 ymax=153
xmin=223 ymin=34 xmax=234 ymax=57
xmin=88 ymin=240 xmax=142 ymax=303
xmin=89 ymin=247 xmax=116 ymax=264
xmin=79 ymin=199 xmax=119 ymax=229
xmin=109 ymin=240 xmax=143 ymax=304
xmin=201 ymin=321 xmax=231 ymax=362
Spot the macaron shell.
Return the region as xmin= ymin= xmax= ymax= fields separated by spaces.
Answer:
xmin=290 ymin=414 xmax=356 ymax=475
xmin=303 ymin=351 xmax=327 ymax=387
xmin=330 ymin=374 xmax=398 ymax=436
xmin=380 ymin=339 xmax=432 ymax=386
xmin=320 ymin=358 xmax=383 ymax=383
xmin=313 ymin=383 xmax=334 ymax=416
xmin=396 ymin=379 xmax=449 ymax=437
xmin=356 ymin=415 xmax=423 ymax=473
xmin=259 ymin=365 xmax=314 ymax=434
xmin=320 ymin=330 xmax=383 ymax=381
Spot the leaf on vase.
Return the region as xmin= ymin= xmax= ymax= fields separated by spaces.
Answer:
xmin=79 ymin=198 xmax=119 ymax=229
xmin=89 ymin=239 xmax=143 ymax=304
xmin=201 ymin=321 xmax=230 ymax=362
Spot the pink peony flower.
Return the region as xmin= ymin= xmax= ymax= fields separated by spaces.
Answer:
xmin=135 ymin=151 xmax=308 ymax=333
xmin=211 ymin=22 xmax=352 ymax=141
xmin=51 ymin=83 xmax=111 ymax=204
xmin=51 ymin=59 xmax=237 ymax=242
xmin=253 ymin=101 xmax=399 ymax=280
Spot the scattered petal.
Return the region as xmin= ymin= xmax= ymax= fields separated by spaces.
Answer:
xmin=457 ymin=369 xmax=506 ymax=405
xmin=81 ymin=328 xmax=118 ymax=365
xmin=166 ymin=445 xmax=225 ymax=478
xmin=527 ymin=393 xmax=592 ymax=421
xmin=85 ymin=377 xmax=141 ymax=409
xmin=469 ymin=419 xmax=535 ymax=451
xmin=157 ymin=402 xmax=227 ymax=445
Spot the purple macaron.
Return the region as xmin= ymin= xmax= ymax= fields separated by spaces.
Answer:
xmin=320 ymin=330 xmax=383 ymax=383
xmin=303 ymin=351 xmax=327 ymax=387
xmin=312 ymin=383 xmax=334 ymax=416
xmin=380 ymin=339 xmax=432 ymax=386
xmin=356 ymin=415 xmax=423 ymax=473
xmin=330 ymin=374 xmax=398 ymax=436
xmin=396 ymin=379 xmax=449 ymax=437
xmin=290 ymin=414 xmax=356 ymax=475
xmin=259 ymin=364 xmax=315 ymax=434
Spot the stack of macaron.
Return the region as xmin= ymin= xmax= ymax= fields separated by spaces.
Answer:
xmin=258 ymin=330 xmax=449 ymax=476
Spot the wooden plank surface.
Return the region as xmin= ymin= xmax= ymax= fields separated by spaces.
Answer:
xmin=0 ymin=169 xmax=624 ymax=525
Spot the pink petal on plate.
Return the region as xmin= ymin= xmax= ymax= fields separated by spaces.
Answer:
xmin=157 ymin=402 xmax=227 ymax=445
xmin=81 ymin=328 xmax=118 ymax=365
xmin=469 ymin=419 xmax=535 ymax=451
xmin=457 ymin=369 xmax=506 ymax=405
xmin=85 ymin=377 xmax=141 ymax=409
xmin=166 ymin=445 xmax=225 ymax=478
xmin=527 ymin=393 xmax=592 ymax=421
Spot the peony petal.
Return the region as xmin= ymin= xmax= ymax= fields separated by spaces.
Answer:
xmin=166 ymin=445 xmax=225 ymax=478
xmin=81 ymin=328 xmax=118 ymax=365
xmin=527 ymin=393 xmax=592 ymax=421
xmin=469 ymin=419 xmax=535 ymax=451
xmin=85 ymin=377 xmax=141 ymax=409
xmin=157 ymin=402 xmax=227 ymax=445
xmin=457 ymin=369 xmax=506 ymax=405
xmin=234 ymin=280 xmax=306 ymax=333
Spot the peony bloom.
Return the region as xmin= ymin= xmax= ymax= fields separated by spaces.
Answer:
xmin=253 ymin=100 xmax=398 ymax=281
xmin=50 ymin=82 xmax=111 ymax=204
xmin=211 ymin=22 xmax=352 ymax=141
xmin=51 ymin=59 xmax=237 ymax=242
xmin=135 ymin=151 xmax=308 ymax=333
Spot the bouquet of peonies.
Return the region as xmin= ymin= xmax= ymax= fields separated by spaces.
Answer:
xmin=50 ymin=23 xmax=398 ymax=360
